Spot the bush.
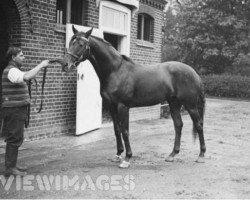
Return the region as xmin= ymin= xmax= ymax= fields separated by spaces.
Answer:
xmin=202 ymin=74 xmax=250 ymax=98
xmin=228 ymin=54 xmax=250 ymax=76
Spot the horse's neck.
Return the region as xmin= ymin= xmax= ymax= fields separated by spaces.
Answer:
xmin=88 ymin=37 xmax=122 ymax=86
xmin=88 ymin=55 xmax=106 ymax=86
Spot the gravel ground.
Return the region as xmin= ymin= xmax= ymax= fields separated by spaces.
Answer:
xmin=0 ymin=98 xmax=249 ymax=199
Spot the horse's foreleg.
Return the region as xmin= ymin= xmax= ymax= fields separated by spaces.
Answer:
xmin=110 ymin=105 xmax=124 ymax=162
xmin=166 ymin=100 xmax=183 ymax=162
xmin=118 ymin=104 xmax=132 ymax=168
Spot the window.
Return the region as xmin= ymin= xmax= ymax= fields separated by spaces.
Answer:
xmin=137 ymin=13 xmax=154 ymax=42
xmin=99 ymin=1 xmax=131 ymax=56
xmin=71 ymin=0 xmax=84 ymax=25
xmin=56 ymin=0 xmax=85 ymax=25
xmin=56 ymin=0 xmax=66 ymax=24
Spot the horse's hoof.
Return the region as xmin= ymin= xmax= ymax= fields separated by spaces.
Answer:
xmin=109 ymin=155 xmax=123 ymax=163
xmin=119 ymin=160 xmax=130 ymax=168
xmin=196 ymin=156 xmax=205 ymax=163
xmin=165 ymin=156 xmax=174 ymax=162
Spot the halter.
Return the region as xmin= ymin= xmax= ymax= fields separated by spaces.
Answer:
xmin=66 ymin=36 xmax=91 ymax=67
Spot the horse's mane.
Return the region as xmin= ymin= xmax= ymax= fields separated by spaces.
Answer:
xmin=76 ymin=31 xmax=115 ymax=49
xmin=122 ymin=55 xmax=135 ymax=64
xmin=90 ymin=35 xmax=135 ymax=65
xmin=72 ymin=31 xmax=136 ymax=68
xmin=90 ymin=35 xmax=112 ymax=47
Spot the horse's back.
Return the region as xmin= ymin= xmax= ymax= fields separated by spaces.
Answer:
xmin=161 ymin=61 xmax=199 ymax=78
xmin=112 ymin=60 xmax=202 ymax=107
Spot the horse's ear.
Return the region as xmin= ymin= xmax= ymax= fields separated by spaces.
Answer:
xmin=72 ymin=25 xmax=78 ymax=34
xmin=85 ymin=27 xmax=93 ymax=39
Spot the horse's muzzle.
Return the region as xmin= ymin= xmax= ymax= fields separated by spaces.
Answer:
xmin=60 ymin=61 xmax=69 ymax=72
xmin=62 ymin=64 xmax=68 ymax=72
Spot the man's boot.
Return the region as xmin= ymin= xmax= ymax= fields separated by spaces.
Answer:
xmin=5 ymin=144 xmax=27 ymax=176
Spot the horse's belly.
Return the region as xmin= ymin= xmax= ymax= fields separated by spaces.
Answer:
xmin=129 ymin=98 xmax=164 ymax=107
xmin=128 ymin=84 xmax=169 ymax=107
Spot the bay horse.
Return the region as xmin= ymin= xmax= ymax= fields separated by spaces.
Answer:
xmin=60 ymin=26 xmax=206 ymax=168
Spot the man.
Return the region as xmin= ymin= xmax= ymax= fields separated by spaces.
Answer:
xmin=1 ymin=46 xmax=50 ymax=176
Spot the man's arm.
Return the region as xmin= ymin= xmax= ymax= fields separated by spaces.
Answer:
xmin=23 ymin=60 xmax=49 ymax=81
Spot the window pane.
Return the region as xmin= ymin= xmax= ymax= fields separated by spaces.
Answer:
xmin=71 ymin=0 xmax=83 ymax=25
xmin=143 ymin=16 xmax=151 ymax=41
xmin=137 ymin=15 xmax=142 ymax=39
xmin=56 ymin=0 xmax=66 ymax=24
xmin=102 ymin=6 xmax=128 ymax=34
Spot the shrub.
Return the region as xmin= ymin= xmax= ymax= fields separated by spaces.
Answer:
xmin=202 ymin=74 xmax=250 ymax=98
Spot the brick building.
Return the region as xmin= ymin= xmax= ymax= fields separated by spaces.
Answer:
xmin=0 ymin=0 xmax=166 ymax=140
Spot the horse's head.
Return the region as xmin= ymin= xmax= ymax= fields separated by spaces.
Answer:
xmin=61 ymin=26 xmax=93 ymax=72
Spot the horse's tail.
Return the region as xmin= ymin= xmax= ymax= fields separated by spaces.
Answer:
xmin=193 ymin=81 xmax=206 ymax=140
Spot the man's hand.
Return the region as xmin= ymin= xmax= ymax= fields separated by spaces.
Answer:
xmin=40 ymin=60 xmax=50 ymax=68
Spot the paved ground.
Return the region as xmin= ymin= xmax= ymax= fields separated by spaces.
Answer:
xmin=0 ymin=98 xmax=250 ymax=198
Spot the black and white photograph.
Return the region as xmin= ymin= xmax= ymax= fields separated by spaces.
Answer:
xmin=0 ymin=0 xmax=249 ymax=198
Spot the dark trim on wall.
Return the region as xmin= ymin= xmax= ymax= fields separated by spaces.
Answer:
xmin=139 ymin=0 xmax=167 ymax=11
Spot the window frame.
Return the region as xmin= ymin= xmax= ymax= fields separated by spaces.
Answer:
xmin=137 ymin=13 xmax=154 ymax=43
xmin=56 ymin=0 xmax=85 ymax=26
xmin=99 ymin=1 xmax=131 ymax=56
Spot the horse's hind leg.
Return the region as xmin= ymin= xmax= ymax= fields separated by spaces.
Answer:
xmin=110 ymin=104 xmax=124 ymax=162
xmin=186 ymin=107 xmax=206 ymax=163
xmin=166 ymin=99 xmax=183 ymax=162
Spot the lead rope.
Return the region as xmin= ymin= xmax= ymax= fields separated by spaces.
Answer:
xmin=25 ymin=67 xmax=47 ymax=128
xmin=36 ymin=59 xmax=63 ymax=113
xmin=36 ymin=67 xmax=47 ymax=113
xmin=26 ymin=79 xmax=37 ymax=128
xmin=25 ymin=58 xmax=63 ymax=128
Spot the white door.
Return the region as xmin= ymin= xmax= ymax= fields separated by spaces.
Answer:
xmin=66 ymin=24 xmax=103 ymax=135
xmin=76 ymin=61 xmax=102 ymax=134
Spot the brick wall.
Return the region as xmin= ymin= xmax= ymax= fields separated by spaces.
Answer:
xmin=85 ymin=0 xmax=99 ymax=28
xmin=24 ymin=0 xmax=77 ymax=140
xmin=23 ymin=0 xmax=76 ymax=139
xmin=0 ymin=0 xmax=77 ymax=140
xmin=1 ymin=0 xmax=166 ymax=140
xmin=130 ymin=1 xmax=164 ymax=65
